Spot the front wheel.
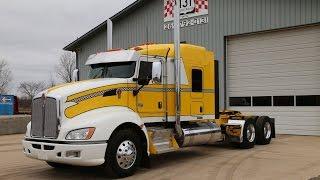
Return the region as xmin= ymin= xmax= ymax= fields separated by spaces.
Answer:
xmin=104 ymin=129 xmax=142 ymax=178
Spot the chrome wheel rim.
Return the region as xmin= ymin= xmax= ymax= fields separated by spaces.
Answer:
xmin=264 ymin=122 xmax=272 ymax=139
xmin=247 ymin=124 xmax=256 ymax=142
xmin=116 ymin=140 xmax=137 ymax=169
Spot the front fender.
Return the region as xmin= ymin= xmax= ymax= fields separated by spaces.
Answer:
xmin=60 ymin=106 xmax=147 ymax=142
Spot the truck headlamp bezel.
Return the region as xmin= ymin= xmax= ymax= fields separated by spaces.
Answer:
xmin=65 ymin=127 xmax=95 ymax=140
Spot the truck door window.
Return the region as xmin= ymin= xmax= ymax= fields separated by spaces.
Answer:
xmin=89 ymin=62 xmax=136 ymax=79
xmin=192 ymin=69 xmax=203 ymax=92
xmin=89 ymin=64 xmax=104 ymax=79
xmin=139 ymin=61 xmax=153 ymax=79
xmin=105 ymin=62 xmax=136 ymax=78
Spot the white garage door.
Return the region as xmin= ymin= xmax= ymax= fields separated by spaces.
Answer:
xmin=227 ymin=25 xmax=320 ymax=136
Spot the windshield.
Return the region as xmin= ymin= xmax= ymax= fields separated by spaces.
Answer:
xmin=89 ymin=61 xmax=136 ymax=79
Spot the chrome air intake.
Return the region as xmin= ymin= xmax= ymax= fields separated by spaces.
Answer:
xmin=31 ymin=97 xmax=59 ymax=139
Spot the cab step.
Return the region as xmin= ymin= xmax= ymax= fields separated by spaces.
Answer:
xmin=147 ymin=127 xmax=180 ymax=154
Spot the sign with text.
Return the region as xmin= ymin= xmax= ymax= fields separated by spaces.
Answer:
xmin=164 ymin=16 xmax=208 ymax=30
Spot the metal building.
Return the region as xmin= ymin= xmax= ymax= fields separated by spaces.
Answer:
xmin=64 ymin=0 xmax=320 ymax=135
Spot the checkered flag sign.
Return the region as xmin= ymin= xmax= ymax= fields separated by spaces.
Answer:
xmin=194 ymin=0 xmax=209 ymax=12
xmin=164 ymin=0 xmax=174 ymax=19
xmin=164 ymin=0 xmax=209 ymax=22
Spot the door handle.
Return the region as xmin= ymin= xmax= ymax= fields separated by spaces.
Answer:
xmin=158 ymin=102 xmax=162 ymax=109
xmin=137 ymin=103 xmax=143 ymax=108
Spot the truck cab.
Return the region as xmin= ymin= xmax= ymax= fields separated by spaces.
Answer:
xmin=22 ymin=44 xmax=275 ymax=177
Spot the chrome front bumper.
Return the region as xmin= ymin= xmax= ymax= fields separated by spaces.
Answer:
xmin=22 ymin=139 xmax=107 ymax=166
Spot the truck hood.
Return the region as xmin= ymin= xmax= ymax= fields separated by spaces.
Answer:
xmin=37 ymin=78 xmax=128 ymax=99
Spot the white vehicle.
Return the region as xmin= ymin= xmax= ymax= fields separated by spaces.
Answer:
xmin=22 ymin=44 xmax=275 ymax=177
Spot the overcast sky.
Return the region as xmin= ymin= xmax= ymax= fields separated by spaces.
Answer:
xmin=0 ymin=0 xmax=135 ymax=94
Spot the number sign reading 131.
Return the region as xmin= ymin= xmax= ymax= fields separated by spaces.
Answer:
xmin=164 ymin=0 xmax=208 ymax=22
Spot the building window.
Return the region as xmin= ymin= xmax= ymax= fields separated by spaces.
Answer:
xmin=296 ymin=95 xmax=320 ymax=106
xmin=192 ymin=69 xmax=202 ymax=92
xmin=273 ymin=96 xmax=294 ymax=106
xmin=229 ymin=97 xmax=251 ymax=106
xmin=253 ymin=96 xmax=272 ymax=106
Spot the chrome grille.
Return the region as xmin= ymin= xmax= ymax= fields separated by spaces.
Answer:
xmin=31 ymin=97 xmax=59 ymax=139
xmin=31 ymin=98 xmax=44 ymax=137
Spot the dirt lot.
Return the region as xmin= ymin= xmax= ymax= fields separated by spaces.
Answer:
xmin=0 ymin=134 xmax=319 ymax=180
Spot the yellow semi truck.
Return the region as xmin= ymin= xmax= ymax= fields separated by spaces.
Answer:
xmin=22 ymin=43 xmax=275 ymax=177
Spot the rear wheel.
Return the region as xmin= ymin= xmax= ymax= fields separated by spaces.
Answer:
xmin=239 ymin=120 xmax=256 ymax=149
xmin=256 ymin=116 xmax=272 ymax=145
xmin=104 ymin=129 xmax=142 ymax=178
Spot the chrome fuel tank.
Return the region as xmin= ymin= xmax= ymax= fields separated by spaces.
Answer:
xmin=180 ymin=122 xmax=223 ymax=147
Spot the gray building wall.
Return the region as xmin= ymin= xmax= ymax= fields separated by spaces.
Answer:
xmin=76 ymin=27 xmax=108 ymax=80
xmin=76 ymin=0 xmax=320 ymax=109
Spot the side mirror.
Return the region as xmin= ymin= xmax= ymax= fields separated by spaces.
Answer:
xmin=72 ymin=69 xmax=79 ymax=82
xmin=152 ymin=62 xmax=161 ymax=84
xmin=133 ymin=77 xmax=150 ymax=85
xmin=132 ymin=77 xmax=150 ymax=96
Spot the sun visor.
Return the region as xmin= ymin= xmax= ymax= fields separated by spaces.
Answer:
xmin=85 ymin=50 xmax=138 ymax=65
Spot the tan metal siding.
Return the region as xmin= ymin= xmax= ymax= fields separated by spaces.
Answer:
xmin=77 ymin=28 xmax=107 ymax=80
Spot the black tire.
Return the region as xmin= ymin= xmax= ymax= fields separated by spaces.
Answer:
xmin=104 ymin=129 xmax=142 ymax=178
xmin=46 ymin=162 xmax=71 ymax=168
xmin=239 ymin=119 xmax=256 ymax=149
xmin=256 ymin=116 xmax=272 ymax=145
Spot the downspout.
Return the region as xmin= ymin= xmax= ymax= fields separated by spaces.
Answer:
xmin=173 ymin=0 xmax=183 ymax=138
xmin=75 ymin=50 xmax=79 ymax=80
xmin=107 ymin=19 xmax=113 ymax=50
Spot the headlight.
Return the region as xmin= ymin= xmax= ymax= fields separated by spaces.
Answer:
xmin=66 ymin=128 xmax=95 ymax=140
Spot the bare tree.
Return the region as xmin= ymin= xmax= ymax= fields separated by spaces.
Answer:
xmin=0 ymin=59 xmax=13 ymax=94
xmin=18 ymin=96 xmax=32 ymax=114
xmin=47 ymin=73 xmax=56 ymax=88
xmin=56 ymin=52 xmax=76 ymax=83
xmin=18 ymin=81 xmax=46 ymax=99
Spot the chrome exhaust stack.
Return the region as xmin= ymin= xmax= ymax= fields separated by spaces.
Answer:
xmin=173 ymin=0 xmax=183 ymax=139
xmin=172 ymin=2 xmax=222 ymax=147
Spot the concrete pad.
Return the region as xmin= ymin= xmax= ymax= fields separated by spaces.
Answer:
xmin=0 ymin=134 xmax=319 ymax=180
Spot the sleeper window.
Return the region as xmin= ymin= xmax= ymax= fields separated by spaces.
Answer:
xmin=192 ymin=69 xmax=202 ymax=92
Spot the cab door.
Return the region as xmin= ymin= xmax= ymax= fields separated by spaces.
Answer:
xmin=136 ymin=58 xmax=165 ymax=120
